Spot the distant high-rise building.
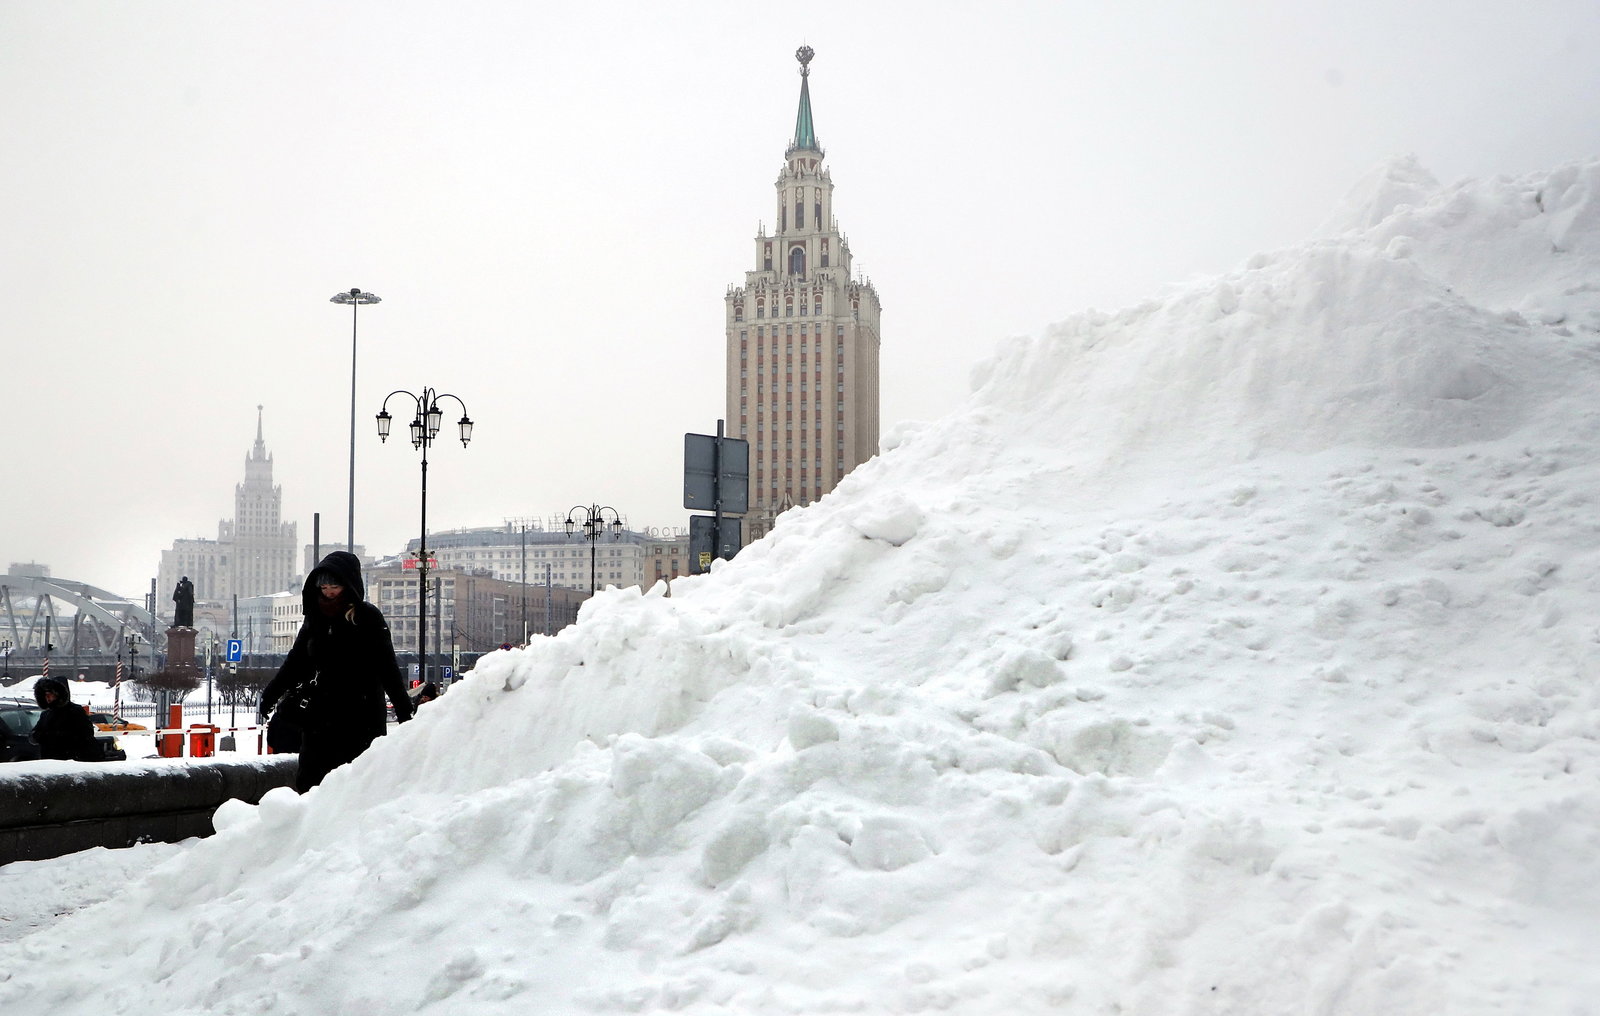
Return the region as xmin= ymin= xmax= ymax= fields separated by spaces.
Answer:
xmin=157 ymin=407 xmax=299 ymax=612
xmin=725 ymin=46 xmax=883 ymax=540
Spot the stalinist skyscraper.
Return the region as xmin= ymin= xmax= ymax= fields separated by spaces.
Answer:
xmin=725 ymin=46 xmax=883 ymax=539
xmin=157 ymin=407 xmax=299 ymax=606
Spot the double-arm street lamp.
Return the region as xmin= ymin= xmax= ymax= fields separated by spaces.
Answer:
xmin=331 ymin=288 xmax=381 ymax=554
xmin=378 ymin=387 xmax=473 ymax=688
xmin=565 ymin=504 xmax=623 ymax=595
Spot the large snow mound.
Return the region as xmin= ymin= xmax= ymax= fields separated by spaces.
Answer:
xmin=4 ymin=157 xmax=1600 ymax=1015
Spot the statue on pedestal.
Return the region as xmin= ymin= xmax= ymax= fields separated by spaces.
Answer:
xmin=173 ymin=576 xmax=195 ymax=628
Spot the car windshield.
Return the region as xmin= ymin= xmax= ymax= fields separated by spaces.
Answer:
xmin=0 ymin=707 xmax=42 ymax=734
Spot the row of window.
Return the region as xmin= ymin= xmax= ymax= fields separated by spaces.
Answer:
xmin=743 ymin=341 xmax=845 ymax=359
xmin=741 ymin=324 xmax=846 ymax=338
xmin=442 ymin=548 xmax=627 ymax=560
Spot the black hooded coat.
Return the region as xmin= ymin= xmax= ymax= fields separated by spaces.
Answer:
xmin=261 ymin=551 xmax=412 ymax=791
xmin=32 ymin=677 xmax=97 ymax=761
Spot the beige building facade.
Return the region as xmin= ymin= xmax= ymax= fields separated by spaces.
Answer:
xmin=366 ymin=564 xmax=591 ymax=653
xmin=725 ymin=46 xmax=882 ymax=540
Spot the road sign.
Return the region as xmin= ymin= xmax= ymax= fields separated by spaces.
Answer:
xmin=225 ymin=639 xmax=243 ymax=663
xmin=690 ymin=515 xmax=742 ymax=574
xmin=443 ymin=666 xmax=453 ymax=680
xmin=684 ymin=430 xmax=749 ymax=514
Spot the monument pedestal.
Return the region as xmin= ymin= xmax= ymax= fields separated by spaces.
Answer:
xmin=166 ymin=626 xmax=196 ymax=667
xmin=157 ymin=627 xmax=202 ymax=717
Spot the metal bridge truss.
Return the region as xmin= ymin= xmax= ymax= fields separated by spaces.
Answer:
xmin=0 ymin=574 xmax=159 ymax=660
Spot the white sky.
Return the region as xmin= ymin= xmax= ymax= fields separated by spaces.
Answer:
xmin=5 ymin=0 xmax=1600 ymax=598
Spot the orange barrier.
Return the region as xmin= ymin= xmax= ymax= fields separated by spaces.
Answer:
xmin=188 ymin=724 xmax=220 ymax=758
xmin=156 ymin=704 xmax=184 ymax=757
xmin=122 ymin=722 xmax=269 ymax=759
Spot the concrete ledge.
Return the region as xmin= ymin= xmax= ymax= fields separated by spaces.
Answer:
xmin=0 ymin=758 xmax=298 ymax=865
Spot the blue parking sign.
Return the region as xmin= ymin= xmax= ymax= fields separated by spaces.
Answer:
xmin=225 ymin=639 xmax=243 ymax=662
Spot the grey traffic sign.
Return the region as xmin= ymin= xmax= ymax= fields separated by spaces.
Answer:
xmin=684 ymin=431 xmax=749 ymax=514
xmin=689 ymin=515 xmax=742 ymax=574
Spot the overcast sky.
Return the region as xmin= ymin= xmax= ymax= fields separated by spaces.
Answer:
xmin=5 ymin=0 xmax=1599 ymax=600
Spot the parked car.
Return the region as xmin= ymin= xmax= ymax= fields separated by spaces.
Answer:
xmin=0 ymin=699 xmax=126 ymax=762
xmin=86 ymin=711 xmax=147 ymax=732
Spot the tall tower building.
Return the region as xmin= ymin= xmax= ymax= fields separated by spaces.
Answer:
xmin=158 ymin=407 xmax=299 ymax=609
xmin=725 ymin=46 xmax=882 ymax=539
xmin=222 ymin=405 xmax=298 ymax=599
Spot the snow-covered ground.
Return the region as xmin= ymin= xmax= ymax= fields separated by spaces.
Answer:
xmin=3 ymin=155 xmax=1599 ymax=1014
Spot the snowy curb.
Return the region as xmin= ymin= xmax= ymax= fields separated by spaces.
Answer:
xmin=0 ymin=757 xmax=296 ymax=865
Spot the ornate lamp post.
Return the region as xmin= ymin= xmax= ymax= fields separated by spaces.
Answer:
xmin=331 ymin=288 xmax=381 ymax=554
xmin=378 ymin=387 xmax=473 ymax=688
xmin=0 ymin=638 xmax=11 ymax=679
xmin=565 ymin=504 xmax=623 ymax=595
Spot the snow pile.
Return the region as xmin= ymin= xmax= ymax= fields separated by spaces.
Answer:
xmin=4 ymin=157 xmax=1600 ymax=1015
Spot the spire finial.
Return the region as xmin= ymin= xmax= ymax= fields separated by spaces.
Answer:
xmin=788 ymin=45 xmax=820 ymax=156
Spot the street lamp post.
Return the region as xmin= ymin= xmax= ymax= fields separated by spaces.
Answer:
xmin=378 ymin=386 xmax=473 ymax=689
xmin=0 ymin=638 xmax=11 ymax=679
xmin=565 ymin=504 xmax=623 ymax=595
xmin=331 ymin=288 xmax=381 ymax=554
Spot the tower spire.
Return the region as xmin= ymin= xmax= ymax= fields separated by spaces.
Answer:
xmin=787 ymin=45 xmax=820 ymax=156
xmin=254 ymin=404 xmax=266 ymax=457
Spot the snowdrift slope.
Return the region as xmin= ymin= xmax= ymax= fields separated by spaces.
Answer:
xmin=4 ymin=157 xmax=1600 ymax=1015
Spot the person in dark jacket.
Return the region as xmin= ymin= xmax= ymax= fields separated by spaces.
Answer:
xmin=32 ymin=676 xmax=97 ymax=761
xmin=260 ymin=551 xmax=413 ymax=792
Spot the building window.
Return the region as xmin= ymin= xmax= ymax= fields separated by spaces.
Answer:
xmin=789 ymin=246 xmax=805 ymax=277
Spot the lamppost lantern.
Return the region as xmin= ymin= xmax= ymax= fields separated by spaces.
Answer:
xmin=330 ymin=288 xmax=381 ymax=307
xmin=377 ymin=385 xmax=474 ymax=690
xmin=566 ymin=503 xmax=624 ymax=595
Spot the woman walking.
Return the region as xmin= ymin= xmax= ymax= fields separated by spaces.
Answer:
xmin=260 ymin=551 xmax=413 ymax=792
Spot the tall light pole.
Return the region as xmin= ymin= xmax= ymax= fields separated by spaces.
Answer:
xmin=331 ymin=288 xmax=381 ymax=554
xmin=565 ymin=504 xmax=623 ymax=595
xmin=378 ymin=386 xmax=473 ymax=689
